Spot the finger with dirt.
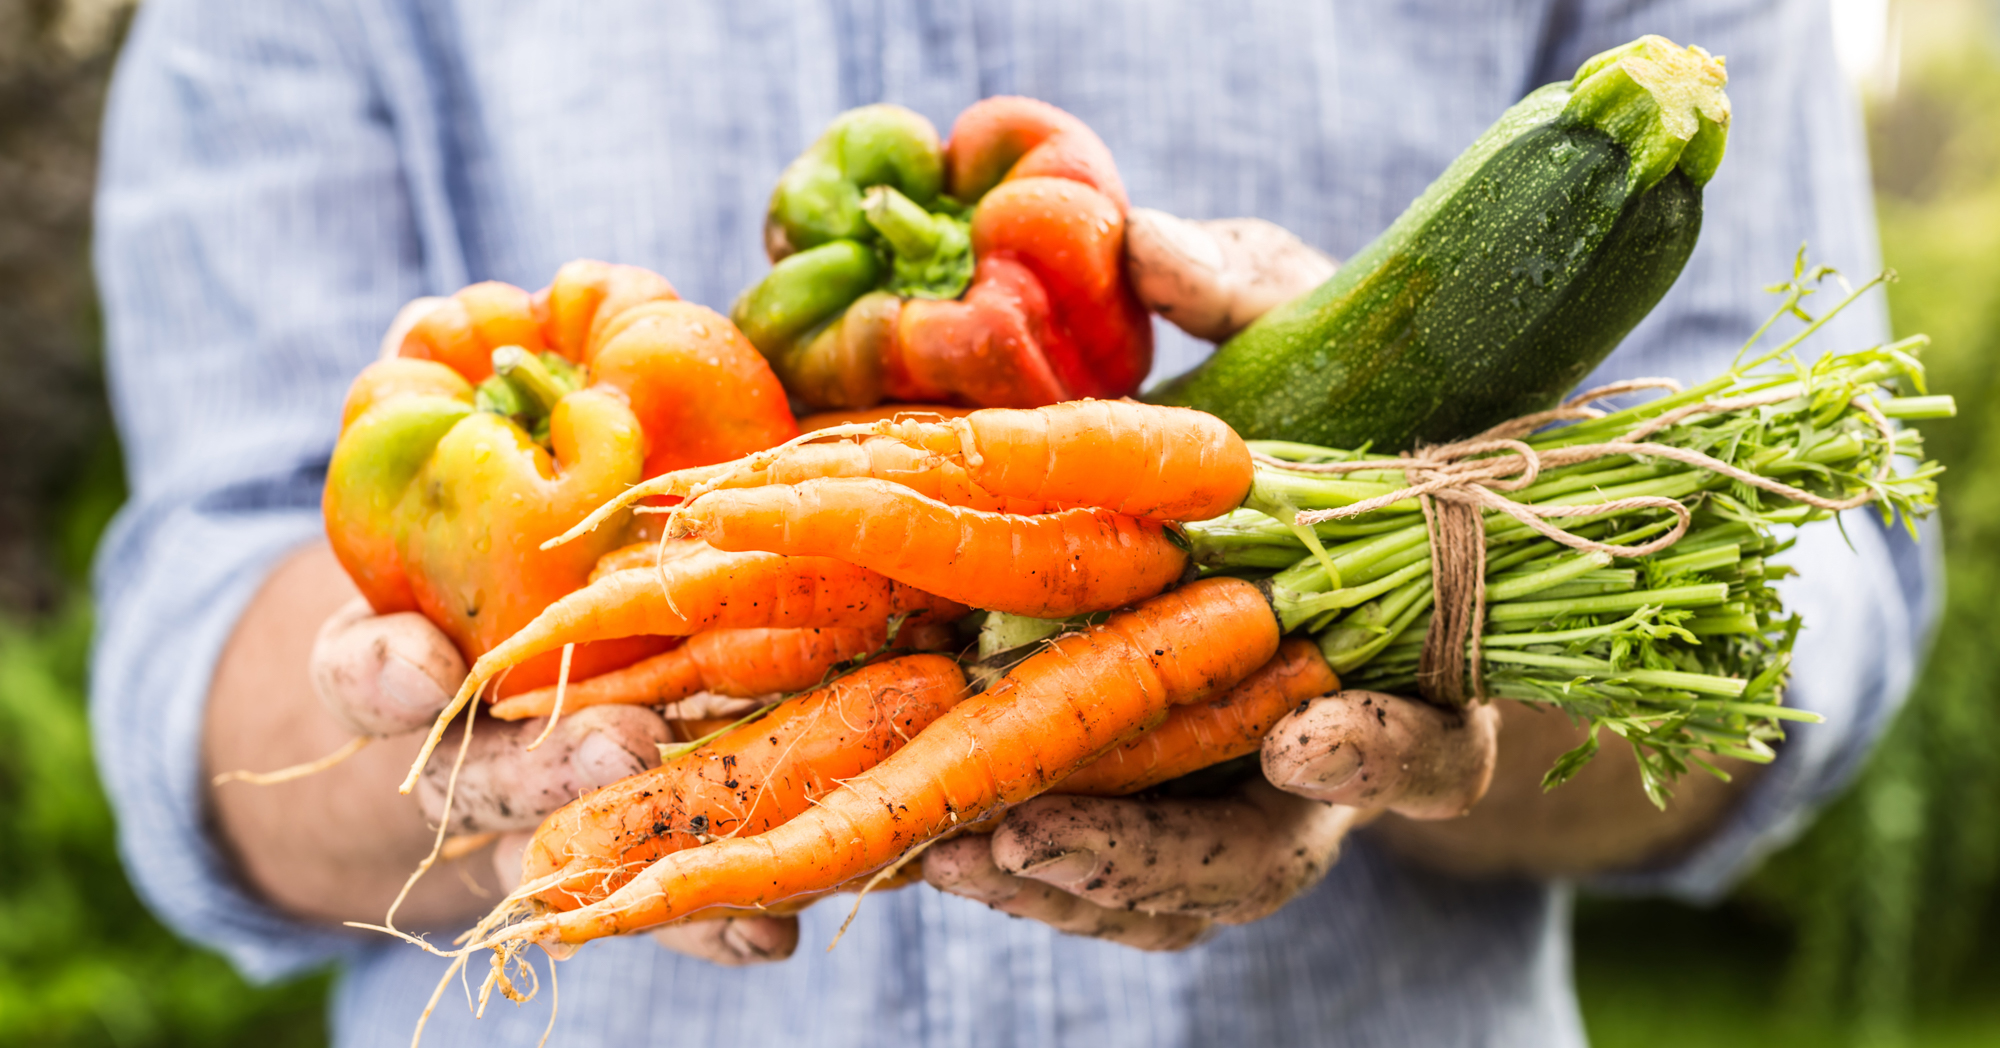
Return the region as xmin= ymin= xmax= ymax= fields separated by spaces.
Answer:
xmin=924 ymin=834 xmax=1212 ymax=951
xmin=309 ymin=597 xmax=468 ymax=737
xmin=1124 ymin=209 xmax=1337 ymax=342
xmin=1262 ymin=690 xmax=1500 ymax=820
xmin=986 ymin=779 xmax=1358 ymax=926
xmin=416 ymin=705 xmax=671 ymax=834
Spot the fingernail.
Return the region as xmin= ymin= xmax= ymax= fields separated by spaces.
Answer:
xmin=719 ymin=920 xmax=756 ymax=961
xmin=719 ymin=920 xmax=768 ymax=962
xmin=1281 ymin=742 xmax=1363 ymax=794
xmin=379 ymin=655 xmax=449 ymax=713
xmin=1014 ymin=849 xmax=1099 ymax=889
xmin=572 ymin=732 xmax=644 ymax=788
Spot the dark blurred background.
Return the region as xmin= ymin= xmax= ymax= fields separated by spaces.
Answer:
xmin=3 ymin=1 xmax=1997 ymax=1044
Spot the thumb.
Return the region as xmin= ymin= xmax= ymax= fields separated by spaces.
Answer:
xmin=1262 ymin=690 xmax=1499 ymax=820
xmin=1125 ymin=209 xmax=1336 ymax=342
xmin=651 ymin=917 xmax=801 ymax=966
xmin=308 ymin=598 xmax=467 ymax=736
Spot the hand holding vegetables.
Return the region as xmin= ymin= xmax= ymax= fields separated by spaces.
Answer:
xmin=469 ymin=260 xmax=1939 ymax=964
xmin=307 ymin=578 xmax=807 ymax=966
xmin=924 ymin=689 xmax=1499 ymax=949
xmin=277 ymin=213 xmax=1342 ymax=970
xmin=1123 ymin=209 xmax=1338 ymax=343
xmin=298 ymin=35 xmax=1941 ymax=999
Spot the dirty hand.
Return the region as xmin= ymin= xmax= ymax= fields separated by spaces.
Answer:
xmin=924 ymin=690 xmax=1498 ymax=950
xmin=1123 ymin=208 xmax=1337 ymax=343
xmin=308 ymin=596 xmax=799 ymax=966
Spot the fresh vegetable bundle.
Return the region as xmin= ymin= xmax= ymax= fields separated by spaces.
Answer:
xmin=733 ymin=96 xmax=1151 ymax=410
xmin=404 ymin=268 xmax=1939 ymax=957
xmin=336 ymin=34 xmax=1943 ymax=1000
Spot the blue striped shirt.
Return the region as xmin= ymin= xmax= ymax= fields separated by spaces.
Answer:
xmin=91 ymin=1 xmax=1930 ymax=1044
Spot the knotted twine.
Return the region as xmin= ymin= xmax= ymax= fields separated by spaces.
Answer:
xmin=1255 ymin=380 xmax=1898 ymax=707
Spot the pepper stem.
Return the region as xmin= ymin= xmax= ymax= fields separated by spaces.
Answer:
xmin=862 ymin=184 xmax=946 ymax=259
xmin=492 ymin=346 xmax=567 ymax=415
xmin=862 ymin=184 xmax=976 ymax=300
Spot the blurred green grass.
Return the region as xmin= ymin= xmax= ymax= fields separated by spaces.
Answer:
xmin=0 ymin=440 xmax=331 ymax=1047
xmin=1578 ymin=903 xmax=2000 ymax=1048
xmin=0 ymin=614 xmax=330 ymax=1048
xmin=3 ymin=2 xmax=2000 ymax=1045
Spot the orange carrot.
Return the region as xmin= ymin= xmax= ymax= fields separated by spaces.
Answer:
xmin=498 ymin=577 xmax=1278 ymax=946
xmin=748 ymin=439 xmax=1051 ymax=514
xmin=1053 ymin=638 xmax=1337 ymax=796
xmin=547 ymin=400 xmax=1251 ymax=547
xmin=667 ymin=858 xmax=931 ymax=924
xmin=674 ymin=478 xmax=1188 ymax=618
xmin=588 ymin=537 xmax=712 ymax=582
xmin=882 ymin=400 xmax=1253 ymax=522
xmin=488 ymin=625 xmax=888 ymax=720
xmin=577 ymin=437 xmax=1051 ymax=515
xmin=797 ymin=404 xmax=973 ymax=432
xmin=400 ymin=548 xmax=965 ymax=792
xmin=522 ymin=654 xmax=967 ymax=909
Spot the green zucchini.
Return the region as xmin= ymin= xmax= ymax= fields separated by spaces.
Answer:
xmin=1150 ymin=35 xmax=1731 ymax=450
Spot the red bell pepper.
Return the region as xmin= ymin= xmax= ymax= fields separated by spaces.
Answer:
xmin=733 ymin=97 xmax=1152 ymax=410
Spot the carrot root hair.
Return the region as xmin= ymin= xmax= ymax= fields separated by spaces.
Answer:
xmin=211 ymin=734 xmax=371 ymax=787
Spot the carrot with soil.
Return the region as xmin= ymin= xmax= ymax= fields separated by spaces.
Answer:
xmin=608 ymin=436 xmax=1056 ymax=514
xmin=670 ymin=479 xmax=1190 ymax=617
xmin=587 ymin=537 xmax=714 ymax=581
xmin=796 ymin=404 xmax=973 ymax=432
xmin=522 ymin=653 xmax=967 ymax=909
xmin=488 ymin=576 xmax=1278 ymax=947
xmin=548 ymin=399 xmax=1253 ymax=544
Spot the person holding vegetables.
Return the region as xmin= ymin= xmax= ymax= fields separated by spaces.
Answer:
xmin=91 ymin=2 xmax=1928 ymax=1047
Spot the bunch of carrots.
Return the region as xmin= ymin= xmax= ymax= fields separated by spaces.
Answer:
xmin=400 ymin=398 xmax=1302 ymax=940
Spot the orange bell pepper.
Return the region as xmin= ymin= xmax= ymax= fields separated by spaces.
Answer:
xmin=325 ymin=261 xmax=798 ymax=696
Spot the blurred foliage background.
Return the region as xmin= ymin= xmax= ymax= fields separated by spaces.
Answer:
xmin=1 ymin=0 xmax=1996 ymax=1045
xmin=0 ymin=2 xmax=328 ymax=1044
xmin=1585 ymin=2 xmax=2000 ymax=1046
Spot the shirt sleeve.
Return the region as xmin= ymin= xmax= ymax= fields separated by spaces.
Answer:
xmin=1540 ymin=0 xmax=1940 ymax=899
xmin=89 ymin=0 xmax=429 ymax=981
